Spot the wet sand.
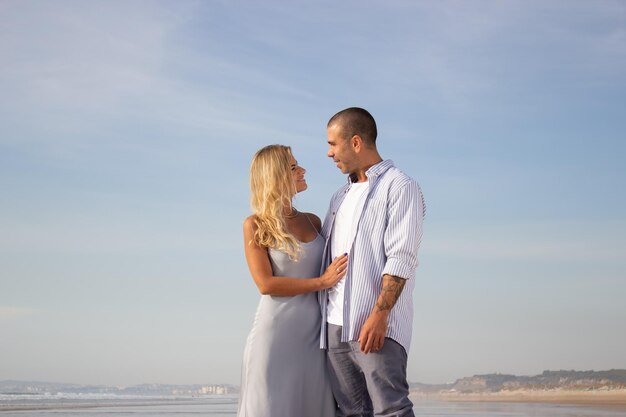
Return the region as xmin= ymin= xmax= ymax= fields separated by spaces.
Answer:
xmin=410 ymin=389 xmax=626 ymax=409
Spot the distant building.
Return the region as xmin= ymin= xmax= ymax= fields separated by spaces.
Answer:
xmin=199 ymin=385 xmax=230 ymax=395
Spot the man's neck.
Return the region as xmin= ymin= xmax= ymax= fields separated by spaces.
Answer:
xmin=351 ymin=155 xmax=383 ymax=183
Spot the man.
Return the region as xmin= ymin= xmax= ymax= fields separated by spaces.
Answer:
xmin=319 ymin=107 xmax=425 ymax=417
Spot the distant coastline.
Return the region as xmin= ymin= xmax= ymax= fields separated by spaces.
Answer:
xmin=410 ymin=369 xmax=626 ymax=409
xmin=0 ymin=381 xmax=238 ymax=397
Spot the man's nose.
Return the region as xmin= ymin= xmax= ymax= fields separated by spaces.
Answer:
xmin=327 ymin=149 xmax=333 ymax=158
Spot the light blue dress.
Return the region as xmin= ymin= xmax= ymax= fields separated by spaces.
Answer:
xmin=238 ymin=234 xmax=336 ymax=417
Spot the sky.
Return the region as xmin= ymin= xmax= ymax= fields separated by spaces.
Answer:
xmin=1 ymin=0 xmax=625 ymax=386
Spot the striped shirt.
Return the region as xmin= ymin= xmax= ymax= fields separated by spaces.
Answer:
xmin=318 ymin=159 xmax=425 ymax=353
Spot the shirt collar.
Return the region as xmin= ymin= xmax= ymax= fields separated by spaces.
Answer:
xmin=348 ymin=159 xmax=394 ymax=184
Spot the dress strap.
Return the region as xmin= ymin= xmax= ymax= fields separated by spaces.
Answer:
xmin=303 ymin=213 xmax=321 ymax=234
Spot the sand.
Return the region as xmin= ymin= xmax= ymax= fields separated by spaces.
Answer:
xmin=410 ymin=388 xmax=626 ymax=409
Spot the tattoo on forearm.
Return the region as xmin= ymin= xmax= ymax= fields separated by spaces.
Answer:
xmin=375 ymin=275 xmax=405 ymax=312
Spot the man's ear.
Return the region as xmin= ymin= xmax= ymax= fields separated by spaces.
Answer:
xmin=351 ymin=134 xmax=363 ymax=152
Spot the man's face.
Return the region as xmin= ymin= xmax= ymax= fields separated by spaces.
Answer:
xmin=327 ymin=124 xmax=356 ymax=175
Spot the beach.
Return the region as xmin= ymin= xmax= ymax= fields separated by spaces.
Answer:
xmin=411 ymin=388 xmax=626 ymax=409
xmin=3 ymin=393 xmax=626 ymax=417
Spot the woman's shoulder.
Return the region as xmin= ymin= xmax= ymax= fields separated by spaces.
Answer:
xmin=243 ymin=215 xmax=258 ymax=231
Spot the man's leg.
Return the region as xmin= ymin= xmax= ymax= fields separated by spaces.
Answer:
xmin=326 ymin=324 xmax=373 ymax=417
xmin=353 ymin=337 xmax=414 ymax=417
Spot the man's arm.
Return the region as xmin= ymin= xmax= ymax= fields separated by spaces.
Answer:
xmin=377 ymin=274 xmax=406 ymax=311
xmin=358 ymin=274 xmax=406 ymax=353
xmin=358 ymin=179 xmax=424 ymax=353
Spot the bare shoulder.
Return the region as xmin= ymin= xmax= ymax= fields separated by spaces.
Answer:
xmin=243 ymin=215 xmax=258 ymax=233
xmin=243 ymin=215 xmax=265 ymax=252
xmin=304 ymin=212 xmax=322 ymax=232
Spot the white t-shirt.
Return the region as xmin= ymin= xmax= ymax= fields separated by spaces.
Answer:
xmin=327 ymin=181 xmax=369 ymax=326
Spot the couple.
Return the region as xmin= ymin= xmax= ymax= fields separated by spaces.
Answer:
xmin=238 ymin=107 xmax=425 ymax=417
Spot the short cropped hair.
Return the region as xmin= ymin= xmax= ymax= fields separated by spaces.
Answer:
xmin=327 ymin=107 xmax=377 ymax=146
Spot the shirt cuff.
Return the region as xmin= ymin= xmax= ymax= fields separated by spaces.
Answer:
xmin=382 ymin=258 xmax=415 ymax=280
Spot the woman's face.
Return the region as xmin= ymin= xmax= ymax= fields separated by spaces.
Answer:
xmin=289 ymin=154 xmax=307 ymax=193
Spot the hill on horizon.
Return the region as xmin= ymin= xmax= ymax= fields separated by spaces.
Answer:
xmin=410 ymin=369 xmax=626 ymax=393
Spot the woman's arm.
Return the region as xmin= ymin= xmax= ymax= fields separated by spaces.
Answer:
xmin=243 ymin=216 xmax=347 ymax=296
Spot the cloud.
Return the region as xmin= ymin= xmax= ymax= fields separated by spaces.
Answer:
xmin=313 ymin=1 xmax=626 ymax=111
xmin=3 ymin=0 xmax=624 ymax=158
xmin=0 ymin=0 xmax=318 ymax=154
xmin=1 ymin=2 xmax=175 ymax=105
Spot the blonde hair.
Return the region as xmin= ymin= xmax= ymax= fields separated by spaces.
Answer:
xmin=249 ymin=144 xmax=301 ymax=260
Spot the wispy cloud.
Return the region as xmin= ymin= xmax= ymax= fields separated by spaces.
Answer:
xmin=306 ymin=1 xmax=626 ymax=110
xmin=0 ymin=1 xmax=317 ymax=154
xmin=1 ymin=2 xmax=176 ymax=106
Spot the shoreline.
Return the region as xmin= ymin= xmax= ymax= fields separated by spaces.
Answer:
xmin=0 ymin=396 xmax=238 ymax=412
xmin=410 ymin=389 xmax=626 ymax=409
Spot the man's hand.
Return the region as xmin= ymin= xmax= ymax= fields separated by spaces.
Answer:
xmin=358 ymin=310 xmax=388 ymax=353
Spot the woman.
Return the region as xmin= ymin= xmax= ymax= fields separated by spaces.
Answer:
xmin=238 ymin=145 xmax=347 ymax=417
